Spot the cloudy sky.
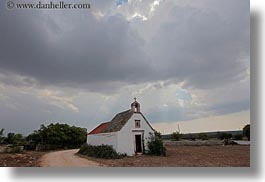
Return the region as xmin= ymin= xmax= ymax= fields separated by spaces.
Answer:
xmin=0 ymin=0 xmax=249 ymax=135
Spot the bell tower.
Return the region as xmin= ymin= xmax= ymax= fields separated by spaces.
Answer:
xmin=131 ymin=98 xmax=140 ymax=113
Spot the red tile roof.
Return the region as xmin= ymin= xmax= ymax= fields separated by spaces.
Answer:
xmin=88 ymin=122 xmax=110 ymax=135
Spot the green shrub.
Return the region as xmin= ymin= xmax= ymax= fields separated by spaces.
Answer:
xmin=26 ymin=123 xmax=87 ymax=150
xmin=223 ymin=139 xmax=238 ymax=145
xmin=4 ymin=145 xmax=24 ymax=153
xmin=217 ymin=132 xmax=233 ymax=140
xmin=11 ymin=146 xmax=23 ymax=153
xmin=198 ymin=133 xmax=208 ymax=140
xmin=78 ymin=144 xmax=126 ymax=159
xmin=171 ymin=131 xmax=182 ymax=141
xmin=154 ymin=130 xmax=162 ymax=139
xmin=243 ymin=124 xmax=250 ymax=141
xmin=147 ymin=132 xmax=166 ymax=156
xmin=233 ymin=134 xmax=243 ymax=140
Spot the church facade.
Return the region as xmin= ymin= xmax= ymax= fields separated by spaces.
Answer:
xmin=87 ymin=99 xmax=154 ymax=156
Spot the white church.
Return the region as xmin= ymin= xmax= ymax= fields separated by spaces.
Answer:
xmin=87 ymin=99 xmax=154 ymax=156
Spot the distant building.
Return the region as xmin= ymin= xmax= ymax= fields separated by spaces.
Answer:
xmin=87 ymin=99 xmax=154 ymax=156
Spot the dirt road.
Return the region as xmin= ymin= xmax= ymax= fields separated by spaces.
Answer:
xmin=39 ymin=149 xmax=103 ymax=167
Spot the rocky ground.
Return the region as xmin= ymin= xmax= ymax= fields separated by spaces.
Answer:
xmin=0 ymin=151 xmax=46 ymax=167
xmin=0 ymin=143 xmax=250 ymax=167
xmin=79 ymin=145 xmax=250 ymax=167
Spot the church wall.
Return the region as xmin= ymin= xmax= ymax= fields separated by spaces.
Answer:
xmin=87 ymin=132 xmax=118 ymax=150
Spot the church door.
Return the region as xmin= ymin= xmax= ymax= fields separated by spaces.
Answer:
xmin=135 ymin=134 xmax=142 ymax=153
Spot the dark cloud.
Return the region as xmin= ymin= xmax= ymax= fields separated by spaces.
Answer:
xmin=0 ymin=0 xmax=250 ymax=134
xmin=148 ymin=0 xmax=249 ymax=89
xmin=0 ymin=9 xmax=154 ymax=91
xmin=0 ymin=0 xmax=249 ymax=92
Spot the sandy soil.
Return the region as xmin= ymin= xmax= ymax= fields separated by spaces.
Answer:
xmin=40 ymin=149 xmax=104 ymax=167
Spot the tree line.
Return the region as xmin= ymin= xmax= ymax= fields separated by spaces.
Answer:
xmin=0 ymin=123 xmax=87 ymax=150
xmin=166 ymin=124 xmax=250 ymax=141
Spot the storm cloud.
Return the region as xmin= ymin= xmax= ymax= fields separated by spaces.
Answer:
xmin=0 ymin=0 xmax=250 ymax=134
xmin=0 ymin=0 xmax=249 ymax=91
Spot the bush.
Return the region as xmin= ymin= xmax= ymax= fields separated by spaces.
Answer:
xmin=217 ymin=132 xmax=233 ymax=140
xmin=223 ymin=139 xmax=238 ymax=146
xmin=0 ymin=129 xmax=5 ymax=144
xmin=4 ymin=145 xmax=24 ymax=153
xmin=243 ymin=124 xmax=250 ymax=141
xmin=172 ymin=131 xmax=182 ymax=141
xmin=233 ymin=134 xmax=243 ymax=140
xmin=147 ymin=132 xmax=166 ymax=156
xmin=26 ymin=123 xmax=87 ymax=150
xmin=198 ymin=133 xmax=208 ymax=140
xmin=78 ymin=144 xmax=126 ymax=159
xmin=10 ymin=146 xmax=24 ymax=153
xmin=154 ymin=130 xmax=162 ymax=139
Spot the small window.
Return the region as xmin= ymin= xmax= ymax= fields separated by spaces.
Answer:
xmin=135 ymin=120 xmax=141 ymax=128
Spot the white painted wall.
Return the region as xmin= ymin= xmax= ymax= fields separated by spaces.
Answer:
xmin=87 ymin=132 xmax=118 ymax=150
xmin=117 ymin=113 xmax=154 ymax=156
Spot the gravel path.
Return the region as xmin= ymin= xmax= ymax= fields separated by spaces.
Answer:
xmin=39 ymin=149 xmax=103 ymax=167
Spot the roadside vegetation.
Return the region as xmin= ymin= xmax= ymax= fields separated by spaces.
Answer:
xmin=27 ymin=123 xmax=87 ymax=150
xmin=0 ymin=123 xmax=87 ymax=152
xmin=78 ymin=144 xmax=126 ymax=159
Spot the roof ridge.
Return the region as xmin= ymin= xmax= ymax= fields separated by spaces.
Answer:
xmin=102 ymin=109 xmax=134 ymax=133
